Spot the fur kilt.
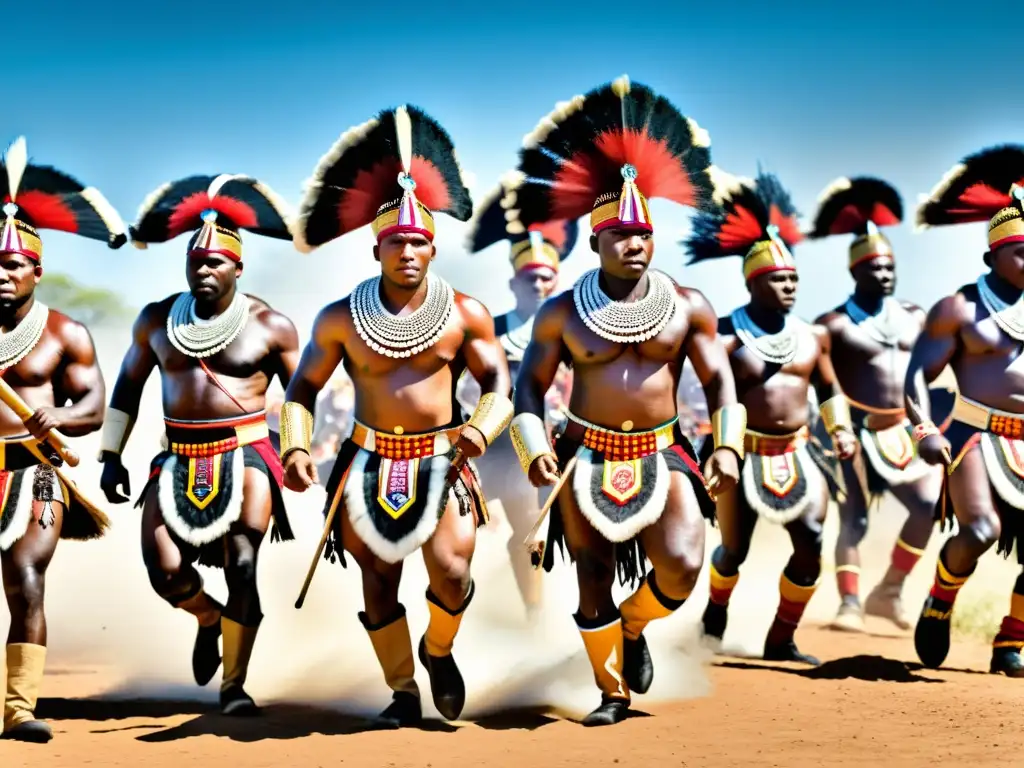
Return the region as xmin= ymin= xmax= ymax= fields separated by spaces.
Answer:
xmin=0 ymin=439 xmax=109 ymax=551
xmin=543 ymin=421 xmax=713 ymax=588
xmin=321 ymin=438 xmax=488 ymax=567
xmin=135 ymin=439 xmax=293 ymax=568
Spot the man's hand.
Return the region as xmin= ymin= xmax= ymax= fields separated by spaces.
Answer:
xmin=528 ymin=454 xmax=560 ymax=487
xmin=918 ymin=433 xmax=952 ymax=467
xmin=100 ymin=456 xmax=132 ymax=504
xmin=833 ymin=429 xmax=858 ymax=461
xmin=284 ymin=450 xmax=319 ymax=492
xmin=705 ymin=447 xmax=740 ymax=498
xmin=455 ymin=425 xmax=486 ymax=460
xmin=25 ymin=407 xmax=61 ymax=441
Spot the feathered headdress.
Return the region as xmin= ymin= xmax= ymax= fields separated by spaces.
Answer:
xmin=505 ymin=75 xmax=714 ymax=236
xmin=685 ymin=168 xmax=804 ymax=281
xmin=0 ymin=136 xmax=127 ymax=262
xmin=129 ymin=174 xmax=293 ymax=262
xmin=293 ymin=106 xmax=473 ymax=252
xmin=916 ymin=144 xmax=1024 ymax=251
xmin=808 ymin=177 xmax=902 ymax=268
xmin=465 ymin=173 xmax=578 ymax=273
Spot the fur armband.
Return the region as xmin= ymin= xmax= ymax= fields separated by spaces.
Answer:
xmin=279 ymin=401 xmax=314 ymax=460
xmin=819 ymin=395 xmax=853 ymax=435
xmin=711 ymin=403 xmax=747 ymax=461
xmin=509 ymin=413 xmax=554 ymax=475
xmin=97 ymin=407 xmax=133 ymax=460
xmin=467 ymin=392 xmax=515 ymax=446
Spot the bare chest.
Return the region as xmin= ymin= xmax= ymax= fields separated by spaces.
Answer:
xmin=1 ymin=332 xmax=64 ymax=389
xmin=727 ymin=327 xmax=818 ymax=386
xmin=152 ymin=321 xmax=272 ymax=378
xmin=344 ymin=319 xmax=463 ymax=380
xmin=564 ymin=306 xmax=688 ymax=366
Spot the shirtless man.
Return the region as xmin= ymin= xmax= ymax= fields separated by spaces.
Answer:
xmin=508 ymin=77 xmax=743 ymax=726
xmin=906 ymin=146 xmax=1024 ymax=677
xmin=461 ymin=177 xmax=578 ymax=613
xmin=685 ymin=171 xmax=855 ymax=665
xmin=282 ymin=105 xmax=512 ymax=726
xmin=0 ymin=137 xmax=122 ymax=742
xmin=808 ymin=177 xmax=946 ymax=632
xmin=98 ymin=175 xmax=299 ymax=714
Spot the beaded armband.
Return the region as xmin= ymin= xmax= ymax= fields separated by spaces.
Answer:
xmin=912 ymin=421 xmax=940 ymax=443
xmin=819 ymin=395 xmax=853 ymax=435
xmin=467 ymin=392 xmax=515 ymax=446
xmin=97 ymin=407 xmax=133 ymax=460
xmin=279 ymin=401 xmax=314 ymax=460
xmin=711 ymin=403 xmax=747 ymax=461
xmin=509 ymin=413 xmax=554 ymax=475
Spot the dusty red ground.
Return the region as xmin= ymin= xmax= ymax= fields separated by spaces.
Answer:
xmin=2 ymin=622 xmax=1021 ymax=768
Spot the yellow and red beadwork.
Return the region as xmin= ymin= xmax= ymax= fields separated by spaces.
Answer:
xmin=989 ymin=413 xmax=1024 ymax=440
xmin=581 ymin=423 xmax=673 ymax=462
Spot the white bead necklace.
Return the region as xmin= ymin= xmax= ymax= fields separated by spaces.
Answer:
xmin=844 ymin=295 xmax=907 ymax=346
xmin=167 ymin=291 xmax=251 ymax=358
xmin=573 ymin=269 xmax=677 ymax=344
xmin=351 ymin=273 xmax=455 ymax=358
xmin=731 ymin=306 xmax=801 ymax=365
xmin=0 ymin=300 xmax=48 ymax=370
xmin=977 ymin=274 xmax=1024 ymax=342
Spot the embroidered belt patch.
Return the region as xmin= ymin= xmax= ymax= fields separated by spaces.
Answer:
xmin=602 ymin=459 xmax=643 ymax=505
xmin=872 ymin=423 xmax=915 ymax=470
xmin=186 ymin=454 xmax=222 ymax=509
xmin=377 ymin=458 xmax=420 ymax=519
xmin=760 ymin=454 xmax=798 ymax=498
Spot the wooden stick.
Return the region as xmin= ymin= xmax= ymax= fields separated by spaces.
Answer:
xmin=524 ymin=455 xmax=577 ymax=568
xmin=0 ymin=375 xmax=79 ymax=467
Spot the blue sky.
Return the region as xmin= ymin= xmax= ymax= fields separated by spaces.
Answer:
xmin=10 ymin=1 xmax=1021 ymax=337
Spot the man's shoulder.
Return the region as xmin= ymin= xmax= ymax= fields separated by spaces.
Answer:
xmin=813 ymin=303 xmax=851 ymax=329
xmin=244 ymin=294 xmax=297 ymax=331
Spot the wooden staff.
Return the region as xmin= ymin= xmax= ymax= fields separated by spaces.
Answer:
xmin=0 ymin=375 xmax=79 ymax=467
xmin=524 ymin=455 xmax=577 ymax=569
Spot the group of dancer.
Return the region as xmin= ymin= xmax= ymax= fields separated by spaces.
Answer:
xmin=1 ymin=76 xmax=1024 ymax=743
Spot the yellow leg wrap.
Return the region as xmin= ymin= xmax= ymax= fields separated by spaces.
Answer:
xmin=424 ymin=583 xmax=473 ymax=658
xmin=4 ymin=643 xmax=46 ymax=731
xmin=221 ymin=618 xmax=258 ymax=693
xmin=363 ymin=609 xmax=420 ymax=697
xmin=577 ymin=619 xmax=630 ymax=702
xmin=620 ymin=575 xmax=681 ymax=641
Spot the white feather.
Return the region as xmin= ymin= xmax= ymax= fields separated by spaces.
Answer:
xmin=395 ymin=105 xmax=413 ymax=174
xmin=5 ymin=136 xmax=28 ymax=202
xmin=208 ymin=173 xmax=248 ymax=199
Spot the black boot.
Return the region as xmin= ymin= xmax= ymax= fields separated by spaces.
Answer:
xmin=220 ymin=684 xmax=260 ymax=717
xmin=990 ymin=647 xmax=1024 ymax=678
xmin=702 ymin=601 xmax=728 ymax=640
xmin=581 ymin=697 xmax=629 ymax=727
xmin=914 ymin=596 xmax=953 ymax=669
xmin=374 ymin=691 xmax=423 ymax=728
xmin=763 ymin=639 xmax=820 ymax=666
xmin=418 ymin=637 xmax=466 ymax=721
xmin=193 ymin=616 xmax=223 ymax=687
xmin=1 ymin=719 xmax=53 ymax=743
xmin=623 ymin=634 xmax=654 ymax=694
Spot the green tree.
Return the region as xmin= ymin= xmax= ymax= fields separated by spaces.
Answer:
xmin=36 ymin=272 xmax=135 ymax=328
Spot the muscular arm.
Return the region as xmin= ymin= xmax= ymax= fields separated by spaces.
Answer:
xmin=105 ymin=306 xmax=160 ymax=438
xmin=283 ymin=301 xmax=346 ymax=416
xmin=809 ymin=324 xmax=844 ymax=407
xmin=264 ymin=308 xmax=301 ymax=391
xmin=51 ymin=320 xmax=106 ymax=437
xmin=904 ymin=294 xmax=965 ymax=424
xmin=683 ymin=288 xmax=738 ymax=414
xmin=458 ymin=296 xmax=511 ymax=399
xmin=512 ymin=297 xmax=569 ymax=419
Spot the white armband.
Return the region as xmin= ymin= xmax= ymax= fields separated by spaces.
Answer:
xmin=98 ymin=407 xmax=133 ymax=460
xmin=509 ymin=413 xmax=554 ymax=475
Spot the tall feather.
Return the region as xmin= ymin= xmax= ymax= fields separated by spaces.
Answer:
xmin=915 ymin=144 xmax=1024 ymax=229
xmin=4 ymin=136 xmax=27 ymax=202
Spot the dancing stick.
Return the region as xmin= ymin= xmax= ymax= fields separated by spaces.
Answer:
xmin=524 ymin=455 xmax=577 ymax=569
xmin=0 ymin=375 xmax=79 ymax=467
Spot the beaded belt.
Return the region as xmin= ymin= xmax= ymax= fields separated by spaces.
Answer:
xmin=564 ymin=412 xmax=676 ymax=461
xmin=744 ymin=426 xmax=809 ymax=456
xmin=952 ymin=395 xmax=1024 ymax=439
xmin=164 ymin=412 xmax=269 ymax=457
xmin=350 ymin=421 xmax=462 ymax=460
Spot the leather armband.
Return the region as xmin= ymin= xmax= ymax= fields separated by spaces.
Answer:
xmin=711 ymin=403 xmax=747 ymax=461
xmin=819 ymin=395 xmax=853 ymax=436
xmin=466 ymin=392 xmax=515 ymax=446
xmin=509 ymin=413 xmax=554 ymax=475
xmin=279 ymin=401 xmax=314 ymax=460
xmin=97 ymin=407 xmax=133 ymax=460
